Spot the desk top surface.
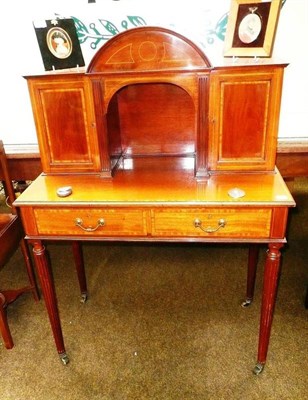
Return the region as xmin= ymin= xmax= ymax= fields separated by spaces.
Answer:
xmin=15 ymin=157 xmax=295 ymax=208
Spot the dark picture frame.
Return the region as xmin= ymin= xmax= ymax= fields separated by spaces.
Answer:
xmin=34 ymin=18 xmax=85 ymax=70
xmin=223 ymin=0 xmax=282 ymax=57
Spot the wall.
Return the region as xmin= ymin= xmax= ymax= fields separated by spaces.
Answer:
xmin=0 ymin=0 xmax=307 ymax=146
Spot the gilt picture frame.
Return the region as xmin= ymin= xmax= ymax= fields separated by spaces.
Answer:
xmin=223 ymin=0 xmax=282 ymax=57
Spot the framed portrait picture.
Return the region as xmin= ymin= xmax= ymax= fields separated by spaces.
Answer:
xmin=34 ymin=18 xmax=85 ymax=70
xmin=223 ymin=0 xmax=282 ymax=57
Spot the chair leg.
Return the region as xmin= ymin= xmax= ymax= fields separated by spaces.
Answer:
xmin=0 ymin=293 xmax=14 ymax=349
xmin=20 ymin=238 xmax=39 ymax=302
xmin=0 ymin=239 xmax=39 ymax=349
xmin=242 ymin=244 xmax=260 ymax=307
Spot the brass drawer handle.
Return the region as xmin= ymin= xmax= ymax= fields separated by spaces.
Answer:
xmin=194 ymin=218 xmax=226 ymax=233
xmin=74 ymin=218 xmax=105 ymax=232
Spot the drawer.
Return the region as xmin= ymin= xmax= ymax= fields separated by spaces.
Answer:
xmin=151 ymin=208 xmax=272 ymax=238
xmin=34 ymin=208 xmax=147 ymax=237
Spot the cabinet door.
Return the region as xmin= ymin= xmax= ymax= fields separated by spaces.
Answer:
xmin=208 ymin=67 xmax=284 ymax=172
xmin=27 ymin=76 xmax=102 ymax=173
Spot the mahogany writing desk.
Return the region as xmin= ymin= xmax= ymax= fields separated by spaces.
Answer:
xmin=15 ymin=27 xmax=295 ymax=373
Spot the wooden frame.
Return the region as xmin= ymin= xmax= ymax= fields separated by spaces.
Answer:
xmin=224 ymin=0 xmax=282 ymax=57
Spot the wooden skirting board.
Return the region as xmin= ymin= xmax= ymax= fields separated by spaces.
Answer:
xmin=276 ymin=140 xmax=308 ymax=178
xmin=1 ymin=140 xmax=308 ymax=181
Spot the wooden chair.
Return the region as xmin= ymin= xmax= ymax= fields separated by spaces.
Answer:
xmin=0 ymin=140 xmax=39 ymax=349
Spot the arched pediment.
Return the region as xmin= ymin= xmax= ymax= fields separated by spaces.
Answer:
xmin=87 ymin=26 xmax=212 ymax=73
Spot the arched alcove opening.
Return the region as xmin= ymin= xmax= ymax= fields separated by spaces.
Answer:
xmin=106 ymin=82 xmax=196 ymax=174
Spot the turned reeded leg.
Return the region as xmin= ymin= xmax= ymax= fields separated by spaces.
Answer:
xmin=242 ymin=244 xmax=260 ymax=307
xmin=72 ymin=241 xmax=88 ymax=303
xmin=0 ymin=293 xmax=13 ymax=349
xmin=253 ymin=243 xmax=284 ymax=375
xmin=31 ymin=240 xmax=69 ymax=365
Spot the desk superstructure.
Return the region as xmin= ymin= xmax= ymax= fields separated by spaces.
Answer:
xmin=15 ymin=27 xmax=295 ymax=373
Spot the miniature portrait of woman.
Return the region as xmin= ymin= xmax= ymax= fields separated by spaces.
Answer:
xmin=47 ymin=27 xmax=73 ymax=59
xmin=238 ymin=8 xmax=262 ymax=44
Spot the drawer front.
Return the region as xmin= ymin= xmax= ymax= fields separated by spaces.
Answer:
xmin=34 ymin=208 xmax=147 ymax=236
xmin=151 ymin=208 xmax=272 ymax=238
